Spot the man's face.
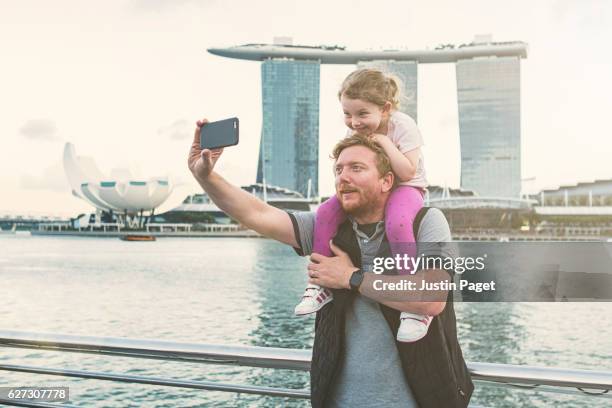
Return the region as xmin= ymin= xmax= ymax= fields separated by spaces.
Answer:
xmin=334 ymin=145 xmax=391 ymax=216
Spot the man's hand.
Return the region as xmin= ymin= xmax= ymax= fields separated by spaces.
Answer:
xmin=188 ymin=118 xmax=224 ymax=181
xmin=307 ymin=241 xmax=358 ymax=290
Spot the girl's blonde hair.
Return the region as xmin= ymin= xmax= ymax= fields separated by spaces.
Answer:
xmin=338 ymin=68 xmax=402 ymax=110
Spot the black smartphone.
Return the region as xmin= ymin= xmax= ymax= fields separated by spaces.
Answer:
xmin=200 ymin=117 xmax=239 ymax=149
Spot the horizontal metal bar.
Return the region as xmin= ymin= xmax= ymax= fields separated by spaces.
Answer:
xmin=0 ymin=330 xmax=311 ymax=371
xmin=2 ymin=330 xmax=611 ymax=392
xmin=469 ymin=362 xmax=612 ymax=390
xmin=478 ymin=379 xmax=611 ymax=399
xmin=0 ymin=363 xmax=310 ymax=399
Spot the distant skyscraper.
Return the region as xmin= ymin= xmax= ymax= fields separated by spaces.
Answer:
xmin=210 ymin=38 xmax=527 ymax=199
xmin=256 ymin=59 xmax=320 ymax=197
xmin=456 ymin=56 xmax=522 ymax=197
xmin=357 ymin=60 xmax=418 ymax=121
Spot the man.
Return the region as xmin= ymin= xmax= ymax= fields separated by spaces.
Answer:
xmin=188 ymin=119 xmax=473 ymax=408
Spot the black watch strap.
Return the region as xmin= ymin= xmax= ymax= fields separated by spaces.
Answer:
xmin=349 ymin=269 xmax=364 ymax=292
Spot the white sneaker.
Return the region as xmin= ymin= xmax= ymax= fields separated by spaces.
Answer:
xmin=294 ymin=284 xmax=334 ymax=316
xmin=396 ymin=312 xmax=433 ymax=342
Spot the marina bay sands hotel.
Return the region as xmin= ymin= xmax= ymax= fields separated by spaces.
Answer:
xmin=208 ymin=36 xmax=528 ymax=198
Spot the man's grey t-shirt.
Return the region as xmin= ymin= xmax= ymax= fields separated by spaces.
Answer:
xmin=290 ymin=208 xmax=454 ymax=408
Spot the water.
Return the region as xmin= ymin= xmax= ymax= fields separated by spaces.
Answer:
xmin=1 ymin=235 xmax=611 ymax=407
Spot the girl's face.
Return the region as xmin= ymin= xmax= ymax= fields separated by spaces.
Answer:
xmin=341 ymin=95 xmax=390 ymax=134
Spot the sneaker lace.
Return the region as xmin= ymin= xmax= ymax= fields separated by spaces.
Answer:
xmin=302 ymin=285 xmax=321 ymax=299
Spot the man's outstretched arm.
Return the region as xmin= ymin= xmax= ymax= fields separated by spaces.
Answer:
xmin=188 ymin=118 xmax=298 ymax=247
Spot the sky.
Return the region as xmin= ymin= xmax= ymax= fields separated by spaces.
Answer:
xmin=1 ymin=0 xmax=611 ymax=217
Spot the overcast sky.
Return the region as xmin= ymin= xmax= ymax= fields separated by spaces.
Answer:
xmin=1 ymin=0 xmax=611 ymax=216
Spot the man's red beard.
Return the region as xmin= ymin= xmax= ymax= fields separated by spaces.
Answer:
xmin=337 ymin=184 xmax=374 ymax=216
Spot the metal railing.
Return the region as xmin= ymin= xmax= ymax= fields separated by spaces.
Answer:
xmin=1 ymin=330 xmax=611 ymax=407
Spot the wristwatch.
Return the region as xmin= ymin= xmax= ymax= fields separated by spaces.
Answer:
xmin=349 ymin=269 xmax=364 ymax=292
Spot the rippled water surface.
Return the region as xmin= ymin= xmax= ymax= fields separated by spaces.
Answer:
xmin=1 ymin=235 xmax=611 ymax=407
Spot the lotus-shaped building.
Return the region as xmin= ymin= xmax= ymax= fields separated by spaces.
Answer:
xmin=63 ymin=143 xmax=173 ymax=215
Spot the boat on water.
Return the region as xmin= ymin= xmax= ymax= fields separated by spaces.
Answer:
xmin=0 ymin=224 xmax=17 ymax=235
xmin=120 ymin=234 xmax=156 ymax=242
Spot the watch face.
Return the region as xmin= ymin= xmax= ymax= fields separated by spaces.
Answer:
xmin=350 ymin=270 xmax=363 ymax=291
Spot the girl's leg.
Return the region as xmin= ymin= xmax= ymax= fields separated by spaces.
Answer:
xmin=295 ymin=196 xmax=344 ymax=316
xmin=313 ymin=196 xmax=346 ymax=256
xmin=385 ymin=186 xmax=424 ymax=275
xmin=386 ymin=186 xmax=432 ymax=342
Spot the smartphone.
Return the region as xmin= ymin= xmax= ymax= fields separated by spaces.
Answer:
xmin=200 ymin=117 xmax=239 ymax=149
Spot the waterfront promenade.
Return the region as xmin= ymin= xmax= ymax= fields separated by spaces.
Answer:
xmin=1 ymin=235 xmax=611 ymax=406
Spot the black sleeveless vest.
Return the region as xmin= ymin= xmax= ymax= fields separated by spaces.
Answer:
xmin=309 ymin=209 xmax=474 ymax=408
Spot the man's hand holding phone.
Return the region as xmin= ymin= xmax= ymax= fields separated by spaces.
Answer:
xmin=188 ymin=118 xmax=224 ymax=182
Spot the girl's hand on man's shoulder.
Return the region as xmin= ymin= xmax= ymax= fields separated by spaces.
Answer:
xmin=369 ymin=133 xmax=388 ymax=143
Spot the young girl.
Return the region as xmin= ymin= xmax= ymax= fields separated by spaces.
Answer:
xmin=294 ymin=68 xmax=431 ymax=343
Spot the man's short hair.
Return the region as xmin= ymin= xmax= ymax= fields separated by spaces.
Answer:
xmin=332 ymin=133 xmax=393 ymax=178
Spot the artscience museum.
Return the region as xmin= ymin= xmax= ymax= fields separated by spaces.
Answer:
xmin=62 ymin=143 xmax=173 ymax=224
